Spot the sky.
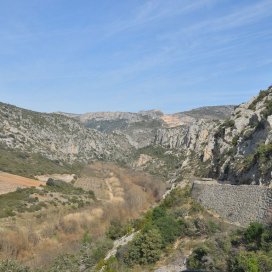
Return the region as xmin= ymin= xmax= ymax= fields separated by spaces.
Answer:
xmin=0 ymin=0 xmax=271 ymax=114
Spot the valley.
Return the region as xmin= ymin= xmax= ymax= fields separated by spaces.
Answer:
xmin=0 ymin=86 xmax=272 ymax=271
xmin=0 ymin=161 xmax=164 ymax=270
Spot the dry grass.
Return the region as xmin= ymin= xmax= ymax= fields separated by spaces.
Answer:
xmin=0 ymin=162 xmax=165 ymax=269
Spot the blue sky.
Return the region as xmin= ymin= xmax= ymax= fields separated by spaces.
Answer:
xmin=0 ymin=0 xmax=271 ymax=113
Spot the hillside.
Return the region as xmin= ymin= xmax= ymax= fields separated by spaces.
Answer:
xmin=145 ymin=86 xmax=272 ymax=186
xmin=0 ymin=102 xmax=131 ymax=164
xmin=211 ymin=86 xmax=272 ymax=185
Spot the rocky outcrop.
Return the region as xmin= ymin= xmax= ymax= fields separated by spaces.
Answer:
xmin=152 ymin=86 xmax=272 ymax=186
xmin=155 ymin=120 xmax=217 ymax=159
xmin=209 ymin=86 xmax=272 ymax=185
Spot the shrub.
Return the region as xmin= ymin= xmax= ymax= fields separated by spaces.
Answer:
xmin=0 ymin=144 xmax=83 ymax=178
xmin=260 ymin=226 xmax=272 ymax=251
xmin=256 ymin=252 xmax=272 ymax=271
xmin=256 ymin=144 xmax=272 ymax=160
xmin=262 ymin=99 xmax=272 ymax=118
xmin=0 ymin=188 xmax=39 ymax=218
xmin=187 ymin=246 xmax=210 ymax=270
xmin=228 ymin=251 xmax=259 ymax=272
xmin=107 ymin=220 xmax=131 ymax=240
xmin=119 ymin=228 xmax=162 ymax=266
xmin=161 ymin=187 xmax=190 ymax=209
xmin=80 ymin=238 xmax=113 ymax=270
xmin=153 ymin=215 xmax=184 ymax=246
xmin=151 ymin=206 xmax=166 ymax=221
xmin=45 ymin=179 xmax=94 ymax=199
xmin=223 ymin=119 xmax=235 ymax=129
xmin=232 ymin=135 xmax=239 ymax=146
xmin=244 ymin=222 xmax=264 ymax=247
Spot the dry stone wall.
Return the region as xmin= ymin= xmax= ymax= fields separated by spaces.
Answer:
xmin=192 ymin=181 xmax=272 ymax=226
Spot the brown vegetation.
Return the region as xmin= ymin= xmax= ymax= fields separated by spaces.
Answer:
xmin=0 ymin=162 xmax=165 ymax=269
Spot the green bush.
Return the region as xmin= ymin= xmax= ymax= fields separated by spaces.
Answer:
xmin=151 ymin=206 xmax=167 ymax=221
xmin=257 ymin=144 xmax=272 ymax=160
xmin=262 ymin=99 xmax=272 ymax=118
xmin=119 ymin=228 xmax=162 ymax=266
xmin=187 ymin=246 xmax=211 ymax=270
xmin=223 ymin=119 xmax=235 ymax=129
xmin=244 ymin=222 xmax=264 ymax=247
xmin=232 ymin=135 xmax=239 ymax=146
xmin=161 ymin=187 xmax=190 ymax=208
xmin=79 ymin=238 xmax=113 ymax=270
xmin=107 ymin=220 xmax=131 ymax=240
xmin=260 ymin=226 xmax=272 ymax=251
xmin=228 ymin=251 xmax=260 ymax=272
xmin=153 ymin=215 xmax=184 ymax=246
xmin=45 ymin=179 xmax=95 ymax=199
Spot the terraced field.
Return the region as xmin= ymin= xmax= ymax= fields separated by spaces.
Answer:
xmin=75 ymin=162 xmax=166 ymax=207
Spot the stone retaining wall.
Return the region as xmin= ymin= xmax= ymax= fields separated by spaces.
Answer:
xmin=192 ymin=181 xmax=272 ymax=226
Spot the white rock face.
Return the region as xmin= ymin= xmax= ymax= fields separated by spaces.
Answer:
xmin=155 ymin=120 xmax=217 ymax=158
xmin=152 ymin=87 xmax=272 ymax=185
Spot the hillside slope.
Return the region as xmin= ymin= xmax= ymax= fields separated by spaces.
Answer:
xmin=210 ymin=86 xmax=272 ymax=185
xmin=0 ymin=102 xmax=131 ymax=164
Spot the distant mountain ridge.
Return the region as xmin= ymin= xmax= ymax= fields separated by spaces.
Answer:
xmin=0 ymin=103 xmax=235 ymax=163
xmin=175 ymin=105 xmax=235 ymax=120
xmin=56 ymin=106 xmax=234 ymax=148
xmin=56 ymin=106 xmax=234 ymax=128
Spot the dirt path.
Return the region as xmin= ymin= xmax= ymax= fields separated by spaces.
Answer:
xmin=105 ymin=179 xmax=114 ymax=201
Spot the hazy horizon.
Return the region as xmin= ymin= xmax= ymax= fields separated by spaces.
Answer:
xmin=0 ymin=0 xmax=271 ymax=113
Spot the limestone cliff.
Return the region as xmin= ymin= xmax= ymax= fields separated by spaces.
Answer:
xmin=155 ymin=86 xmax=272 ymax=185
xmin=210 ymin=86 xmax=272 ymax=185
